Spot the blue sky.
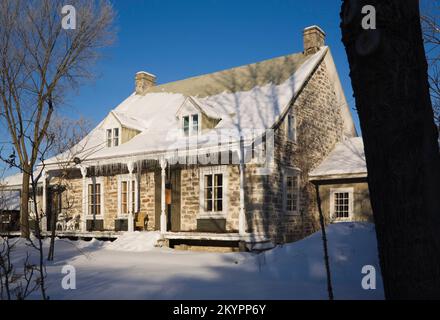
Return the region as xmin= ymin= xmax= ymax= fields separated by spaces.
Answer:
xmin=63 ymin=0 xmax=361 ymax=133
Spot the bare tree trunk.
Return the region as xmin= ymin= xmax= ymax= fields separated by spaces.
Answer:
xmin=47 ymin=209 xmax=57 ymax=261
xmin=20 ymin=168 xmax=30 ymax=238
xmin=341 ymin=0 xmax=440 ymax=299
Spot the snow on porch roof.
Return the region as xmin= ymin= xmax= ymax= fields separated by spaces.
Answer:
xmin=309 ymin=137 xmax=367 ymax=179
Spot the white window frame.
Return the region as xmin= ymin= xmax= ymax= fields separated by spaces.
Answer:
xmin=330 ymin=187 xmax=354 ymax=221
xmin=286 ymin=114 xmax=297 ymax=142
xmin=117 ymin=174 xmax=139 ymax=218
xmin=181 ymin=113 xmax=201 ymax=137
xmin=85 ymin=177 xmax=105 ymax=219
xmin=199 ymin=165 xmax=228 ymax=219
xmin=283 ymin=167 xmax=301 ymax=215
xmin=106 ymin=129 xmax=112 ymax=148
xmin=106 ymin=127 xmax=120 ymax=148
xmin=113 ymin=128 xmax=119 ymax=146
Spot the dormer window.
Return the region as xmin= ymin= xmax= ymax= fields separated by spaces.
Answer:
xmin=113 ymin=128 xmax=119 ymax=146
xmin=106 ymin=129 xmax=112 ymax=147
xmin=106 ymin=128 xmax=120 ymax=147
xmin=183 ymin=116 xmax=190 ymax=136
xmin=192 ymin=114 xmax=199 ymax=132
xmin=182 ymin=114 xmax=199 ymax=136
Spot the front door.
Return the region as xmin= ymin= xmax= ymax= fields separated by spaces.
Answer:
xmin=155 ymin=169 xmax=181 ymax=232
xmin=169 ymin=170 xmax=181 ymax=232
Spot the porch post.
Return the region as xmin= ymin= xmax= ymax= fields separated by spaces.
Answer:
xmin=127 ymin=161 xmax=135 ymax=232
xmin=41 ymin=170 xmax=48 ymax=232
xmin=238 ymin=142 xmax=247 ymax=236
xmin=80 ymin=166 xmax=87 ymax=232
xmin=160 ymin=158 xmax=167 ymax=235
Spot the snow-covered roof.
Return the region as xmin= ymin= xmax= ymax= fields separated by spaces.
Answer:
xmin=309 ymin=137 xmax=367 ymax=179
xmin=44 ymin=47 xmax=342 ymax=166
xmin=111 ymin=111 xmax=148 ymax=132
xmin=1 ymin=171 xmax=44 ymax=188
xmin=1 ymin=172 xmax=23 ymax=188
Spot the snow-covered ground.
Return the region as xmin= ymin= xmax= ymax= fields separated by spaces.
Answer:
xmin=2 ymin=222 xmax=384 ymax=300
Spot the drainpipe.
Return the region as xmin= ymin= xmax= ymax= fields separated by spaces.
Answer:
xmin=80 ymin=166 xmax=87 ymax=232
xmin=41 ymin=170 xmax=48 ymax=233
xmin=127 ymin=161 xmax=135 ymax=232
xmin=160 ymin=158 xmax=167 ymax=236
xmin=238 ymin=139 xmax=247 ymax=237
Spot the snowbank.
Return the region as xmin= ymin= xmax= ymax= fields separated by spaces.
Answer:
xmin=3 ymin=223 xmax=383 ymax=299
xmin=105 ymin=231 xmax=161 ymax=252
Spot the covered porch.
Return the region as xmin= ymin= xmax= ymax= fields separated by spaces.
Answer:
xmin=37 ymin=146 xmax=251 ymax=248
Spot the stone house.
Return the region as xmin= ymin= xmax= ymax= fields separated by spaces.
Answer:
xmin=0 ymin=26 xmax=373 ymax=250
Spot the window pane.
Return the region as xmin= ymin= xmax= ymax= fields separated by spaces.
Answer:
xmin=214 ymin=174 xmax=222 ymax=187
xmin=215 ymin=199 xmax=223 ymax=212
xmin=206 ymin=187 xmax=213 ymax=200
xmin=334 ymin=192 xmax=350 ymax=218
xmin=113 ymin=128 xmax=119 ymax=146
xmin=122 ymin=181 xmax=127 ymax=214
xmin=107 ymin=129 xmax=112 ymax=147
xmin=214 ymin=187 xmax=223 ymax=201
xmin=205 ymin=174 xmax=212 ymax=188
xmin=192 ymin=114 xmax=199 ymax=133
xmin=183 ymin=116 xmax=189 ymax=136
xmin=206 ymin=198 xmax=213 ymax=211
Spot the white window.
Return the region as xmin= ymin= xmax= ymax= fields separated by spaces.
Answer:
xmin=204 ymin=174 xmax=223 ymax=212
xmin=121 ymin=181 xmax=128 ymax=214
xmin=182 ymin=114 xmax=200 ymax=136
xmin=183 ymin=116 xmax=190 ymax=136
xmin=283 ymin=168 xmax=300 ymax=215
xmin=106 ymin=129 xmax=112 ymax=148
xmin=88 ymin=183 xmax=101 ymax=216
xmin=199 ymin=166 xmax=228 ymax=218
xmin=117 ymin=175 xmax=138 ymax=217
xmin=86 ymin=177 xmax=104 ymax=218
xmin=287 ymin=114 xmax=297 ymax=142
xmin=106 ymin=128 xmax=120 ymax=147
xmin=330 ymin=188 xmax=354 ymax=221
xmin=192 ymin=114 xmax=199 ymax=133
xmin=113 ymin=128 xmax=119 ymax=146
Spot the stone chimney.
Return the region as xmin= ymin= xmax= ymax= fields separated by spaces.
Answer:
xmin=135 ymin=71 xmax=156 ymax=95
xmin=303 ymin=25 xmax=326 ymax=55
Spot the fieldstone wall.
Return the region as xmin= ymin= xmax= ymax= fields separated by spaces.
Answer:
xmin=245 ymin=60 xmax=345 ymax=244
xmin=137 ymin=171 xmax=156 ymax=231
xmin=103 ymin=176 xmax=117 ymax=230
xmin=180 ymin=165 xmax=240 ymax=232
xmin=317 ymin=181 xmax=373 ymax=223
xmin=226 ymin=166 xmax=240 ymax=231
xmin=180 ymin=167 xmax=199 ymax=231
